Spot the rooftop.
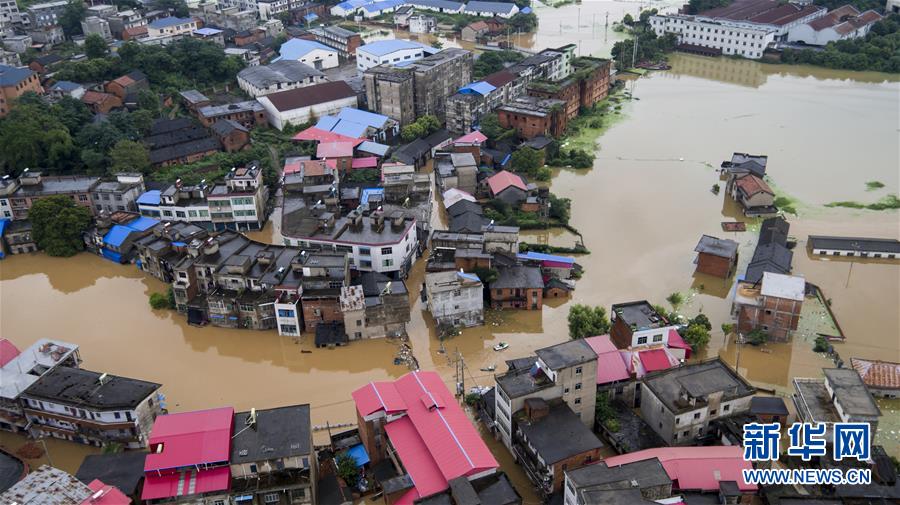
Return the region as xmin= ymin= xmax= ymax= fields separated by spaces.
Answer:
xmin=13 ymin=175 xmax=99 ymax=197
xmin=359 ymin=39 xmax=428 ymax=57
xmin=535 ymin=339 xmax=596 ymax=371
xmin=464 ymin=1 xmax=518 ymax=14
xmin=75 ymin=452 xmax=147 ymax=496
xmin=231 ymin=404 xmax=312 ymax=464
xmin=760 ymin=272 xmax=805 ymax=301
xmin=198 ymin=100 xmax=264 ymax=118
xmin=425 ymin=270 xmax=482 ymax=294
xmin=697 ymin=0 xmax=824 ymax=27
xmin=0 ymin=465 xmax=91 ymax=505
xmin=0 ymin=338 xmax=79 ymax=401
xmin=277 ymin=38 xmax=337 ymax=61
xmin=642 ymin=359 xmax=755 ymax=414
xmin=694 ymin=234 xmax=739 ymax=259
xmin=823 ymin=368 xmax=881 ymax=417
xmin=584 ymin=335 xmax=630 ymax=385
xmin=149 ymin=16 xmax=194 ymax=29
xmin=516 ymin=401 xmax=603 ymax=465
xmin=486 ymin=170 xmax=526 ymax=195
xmin=260 ymin=80 xmax=356 ymax=112
xmin=566 ymin=458 xmax=671 ymax=492
xmin=604 ymin=446 xmax=756 ymax=492
xmin=749 ymin=396 xmax=789 ymax=416
xmin=850 ymin=357 xmax=900 ymax=391
xmin=611 ymin=300 xmax=669 ymax=331
xmin=808 ymin=235 xmax=900 ymax=254
xmin=492 ymin=264 xmax=543 ymax=289
xmin=144 ymin=406 xmax=234 ymax=472
xmin=498 ymin=95 xmax=565 ymax=117
xmin=237 ymin=60 xmax=324 ymax=88
xmin=496 ymin=365 xmax=555 ymax=399
xmin=24 ymin=366 xmax=161 ymax=410
xmin=0 ymin=64 xmax=36 ymax=87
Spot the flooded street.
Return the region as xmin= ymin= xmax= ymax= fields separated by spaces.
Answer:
xmin=2 ymin=37 xmax=899 ymax=499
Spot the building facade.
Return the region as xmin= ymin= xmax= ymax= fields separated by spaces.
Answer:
xmin=424 ymin=270 xmax=484 ymax=328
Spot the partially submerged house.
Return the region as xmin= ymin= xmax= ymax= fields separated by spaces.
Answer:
xmin=694 ymin=234 xmax=739 ymax=278
xmin=425 ymin=270 xmax=484 ymax=328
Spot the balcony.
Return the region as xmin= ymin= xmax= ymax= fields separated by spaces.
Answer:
xmin=512 ymin=436 xmax=553 ymax=496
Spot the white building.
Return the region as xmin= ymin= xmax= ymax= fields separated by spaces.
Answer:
xmin=257 ymin=80 xmax=358 ymax=130
xmin=463 ymin=0 xmax=519 ymax=18
xmin=276 ymin=38 xmax=340 ymax=70
xmin=889 ymin=0 xmax=900 ymax=14
xmin=649 ymin=0 xmax=826 ymax=59
xmin=356 ymin=39 xmax=430 ymax=71
xmin=81 ymin=15 xmax=112 ymax=40
xmin=409 ymin=14 xmax=436 ymax=33
xmin=145 ymin=184 xmax=212 ymax=226
xmin=26 ymin=0 xmax=68 ymax=28
xmin=405 ymin=0 xmax=463 ymax=14
xmin=237 ymin=60 xmax=326 ymax=97
xmin=205 ymin=164 xmax=269 ymax=231
xmin=146 ymin=16 xmax=198 ymax=39
xmin=21 ymin=367 xmax=163 ymax=449
xmin=274 ymin=291 xmax=302 ymax=337
xmin=0 ymin=0 xmax=22 ymax=37
xmin=425 ymin=270 xmax=484 ymax=328
xmin=787 ymin=6 xmax=882 ymax=46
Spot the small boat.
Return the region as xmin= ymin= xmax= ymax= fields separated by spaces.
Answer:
xmin=480 ymin=365 xmax=496 ymax=372
xmin=493 ymin=342 xmax=509 ymax=351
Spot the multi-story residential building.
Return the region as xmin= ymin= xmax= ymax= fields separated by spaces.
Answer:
xmin=794 ymin=367 xmax=881 ymax=436
xmin=363 ymin=64 xmax=415 ymax=125
xmin=497 ymin=95 xmax=567 ymax=139
xmin=26 ymin=0 xmax=67 ymax=27
xmin=527 ymin=57 xmax=611 ymax=120
xmin=0 ymin=49 xmax=21 ymax=66
xmin=0 ymin=0 xmax=22 ymax=38
xmin=281 ymin=207 xmax=419 ymax=277
xmin=356 ymin=39 xmax=430 ymax=71
xmin=640 ymin=359 xmax=755 ymax=446
xmin=609 ymin=300 xmax=681 ymax=350
xmin=649 ymin=0 xmax=826 ymax=59
xmin=339 ymin=271 xmax=411 ymax=339
xmin=563 ymin=456 xmax=673 ymax=505
xmin=106 ymin=9 xmax=146 ymax=39
xmin=81 ymin=15 xmax=112 ymax=40
xmin=237 ymin=60 xmax=326 ymax=97
xmin=732 ymin=271 xmax=804 ymax=341
xmin=85 ymin=3 xmax=118 ymax=19
xmin=445 ymin=70 xmax=516 ymax=133
xmin=149 ymin=182 xmax=212 ymax=226
xmin=352 ymin=371 xmax=499 ymax=502
xmin=295 ymin=249 xmax=349 ymax=332
xmin=90 ymin=173 xmax=146 ymax=214
xmin=206 ymin=164 xmax=269 ymax=231
xmin=146 ymin=15 xmax=197 ymax=41
xmin=198 ymin=100 xmax=267 ymax=128
xmin=424 ymin=269 xmax=484 ymax=328
xmin=0 ymin=64 xmax=43 ymax=118
xmin=230 ymin=405 xmax=316 ymax=504
xmin=0 ymin=171 xmax=99 ymax=220
xmin=311 ymin=25 xmax=362 ymax=59
xmin=495 ymin=340 xmax=598 ymax=448
xmin=0 ymin=338 xmax=81 ymax=434
xmin=21 ymin=366 xmax=163 ymax=449
xmin=490 ymin=264 xmax=544 ymax=310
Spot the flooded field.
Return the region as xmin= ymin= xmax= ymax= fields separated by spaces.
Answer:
xmin=1 ymin=45 xmax=899 ymax=497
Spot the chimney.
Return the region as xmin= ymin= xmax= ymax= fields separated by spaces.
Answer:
xmin=202 ymin=237 xmax=219 ymax=255
xmin=524 ymin=398 xmax=549 ymax=422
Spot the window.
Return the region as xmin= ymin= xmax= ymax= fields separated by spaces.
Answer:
xmin=574 ymin=398 xmax=581 ymax=405
xmin=278 ymin=309 xmax=295 ymax=318
xmin=381 ymin=246 xmax=393 ymax=255
xmin=78 ymin=194 xmax=88 ymax=201
xmin=263 ymin=493 xmax=280 ymax=504
xmin=637 ymin=336 xmax=647 ymax=345
xmin=693 ymin=412 xmax=701 ymax=420
xmin=249 ymin=463 xmax=258 ymax=474
xmin=359 ymin=247 xmax=371 ymax=256
xmin=575 ymin=383 xmax=582 ymax=390
xmin=575 ymin=366 xmax=582 ymax=375
xmin=175 ymin=211 xmax=186 ymax=218
xmin=114 ymin=412 xmax=121 ymax=419
xmin=653 ymin=334 xmax=663 ymax=342
xmin=675 ymin=417 xmax=680 ymax=425
xmin=710 ymin=409 xmax=717 ymax=416
xmin=214 ymin=501 xmax=225 ymax=505
xmin=683 ymin=430 xmax=689 ymax=437
xmin=723 ymin=404 xmax=730 ymax=412
xmin=383 ymin=258 xmax=393 ymax=267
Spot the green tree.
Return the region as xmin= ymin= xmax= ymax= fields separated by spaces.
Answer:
xmin=137 ymin=89 xmax=160 ymax=112
xmin=511 ymin=146 xmax=542 ymax=173
xmin=155 ymin=0 xmax=189 ymax=17
xmin=59 ymin=0 xmax=87 ymax=37
xmin=745 ymin=329 xmax=768 ymax=346
xmin=335 ymin=453 xmax=360 ymax=487
xmin=472 ymin=266 xmax=499 ymax=284
xmin=149 ymin=292 xmax=170 ymax=309
xmin=622 ymin=13 xmax=635 ymax=26
xmin=548 ymin=193 xmax=570 ymax=223
xmin=595 ymin=391 xmax=615 ymax=424
xmin=508 ymin=12 xmax=537 ymax=32
xmin=109 ymin=140 xmax=151 ymax=174
xmin=29 ymin=196 xmax=93 ymax=256
xmin=682 ymin=323 xmax=711 ymax=351
xmin=721 ymin=323 xmax=734 ymax=336
xmin=666 ymin=292 xmax=684 ymax=310
xmin=568 ymin=304 xmax=610 ymax=340
xmin=638 ymin=8 xmax=658 ymax=26
xmin=479 ymin=113 xmax=515 ymax=142
xmin=84 ymin=33 xmax=108 ymax=58
xmin=0 ymin=98 xmax=79 ymax=174
xmin=691 ymin=313 xmax=711 ymax=331
xmin=50 ymin=96 xmax=93 ymax=133
xmin=400 ymin=115 xmax=440 ymax=142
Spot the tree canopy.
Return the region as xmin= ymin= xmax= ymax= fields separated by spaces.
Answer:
xmin=473 ymin=50 xmax=523 ymax=79
xmin=109 ymin=140 xmax=151 ymax=175
xmin=84 ymin=33 xmax=108 ymax=59
xmin=686 ymin=0 xmax=731 ymax=14
xmin=400 ymin=115 xmax=440 ymax=142
xmin=781 ymin=14 xmax=900 ymax=73
xmin=568 ymin=304 xmax=610 ymax=340
xmin=59 ymin=0 xmax=87 ymax=38
xmin=29 ymin=196 xmax=93 ymax=257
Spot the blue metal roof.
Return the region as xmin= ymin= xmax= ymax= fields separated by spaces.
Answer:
xmin=331 ymin=120 xmax=368 ymax=138
xmin=459 ymin=81 xmax=496 ymax=96
xmin=358 ymin=39 xmax=427 ymax=57
xmin=103 ymin=225 xmax=133 ymax=248
xmin=303 ymin=12 xmax=319 ymax=21
xmin=362 ymin=0 xmax=404 ymax=12
xmin=517 ymin=251 xmax=575 ymax=264
xmin=347 ymin=443 xmax=370 ymax=467
xmin=137 ymin=190 xmax=161 ymax=206
xmin=408 ymin=0 xmax=463 ymax=10
xmin=521 ymin=6 xmax=532 ymax=13
xmin=337 ymin=108 xmax=388 ymax=128
xmin=360 ymin=188 xmax=384 ymax=205
xmin=316 ymin=115 xmax=341 ymax=131
xmin=335 ymin=1 xmax=355 ymax=9
xmin=126 ymin=216 xmax=159 ymax=232
xmin=0 ymin=64 xmax=35 ymax=87
xmin=50 ymin=80 xmax=82 ymax=91
xmin=279 ymin=39 xmax=337 ymax=61
xmin=464 ymin=1 xmax=518 ymax=14
xmin=194 ymin=27 xmax=222 ymax=35
xmin=149 ymin=16 xmax=194 ymax=29
xmin=457 ymin=272 xmax=480 ymax=282
xmin=358 ymin=141 xmax=390 ymax=157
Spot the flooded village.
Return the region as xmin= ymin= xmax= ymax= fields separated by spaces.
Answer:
xmin=1 ymin=0 xmax=899 ymax=503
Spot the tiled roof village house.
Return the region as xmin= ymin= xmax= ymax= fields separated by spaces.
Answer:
xmin=694 ymin=234 xmax=739 ymax=278
xmin=850 ymin=357 xmax=900 ymax=398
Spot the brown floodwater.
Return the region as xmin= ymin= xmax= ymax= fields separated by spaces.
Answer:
xmin=1 ymin=48 xmax=899 ymax=498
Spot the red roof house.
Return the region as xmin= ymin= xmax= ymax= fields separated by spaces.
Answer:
xmin=583 ymin=335 xmax=630 ymax=385
xmin=0 ymin=338 xmax=21 ymax=367
xmin=81 ymin=480 xmax=130 ymax=505
xmin=316 ymin=141 xmax=355 ymax=159
xmin=487 ymin=170 xmax=527 ymax=197
xmin=292 ymin=126 xmax=364 ymax=145
xmin=667 ymin=328 xmax=692 ymax=360
xmin=453 ymin=130 xmax=487 ymax=146
xmin=142 ymin=407 xmax=234 ymax=501
xmin=352 ymin=371 xmax=499 ymax=503
xmin=637 ymin=348 xmax=676 ymax=374
xmin=851 ymin=357 xmax=900 ymax=394
xmin=604 ymin=446 xmax=757 ymax=493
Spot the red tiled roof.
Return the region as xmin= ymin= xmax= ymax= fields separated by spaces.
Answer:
xmin=638 ymin=348 xmax=674 ymax=373
xmin=317 ymin=141 xmax=355 ymax=158
xmin=453 ymin=130 xmax=488 ymax=146
xmin=605 ymin=446 xmax=757 ymax=492
xmin=112 ymin=75 xmax=135 ymax=87
xmin=734 ymin=174 xmax=773 ymax=197
xmin=851 ymin=358 xmax=900 ymax=390
xmin=293 ymin=126 xmax=364 ymax=145
xmin=284 ymin=159 xmax=329 ymax=175
xmin=833 ymin=10 xmax=882 ymax=34
xmin=807 ymin=5 xmax=859 ymax=30
xmin=0 ymin=338 xmax=21 ymax=367
xmin=81 ymin=91 xmax=115 ymax=105
xmin=487 ymin=170 xmax=526 ymax=196
xmin=700 ymin=0 xmax=824 ymax=27
xmin=467 ymin=21 xmax=489 ymax=31
xmin=144 ymin=407 xmax=234 ymax=471
xmin=351 ymin=156 xmax=378 ymax=169
xmin=583 ymin=335 xmax=630 ymax=385
xmin=81 ymin=480 xmax=130 ymax=505
xmin=351 ymin=371 xmax=498 ymax=499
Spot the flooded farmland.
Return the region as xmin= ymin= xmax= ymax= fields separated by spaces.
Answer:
xmin=2 ymin=32 xmax=899 ymax=500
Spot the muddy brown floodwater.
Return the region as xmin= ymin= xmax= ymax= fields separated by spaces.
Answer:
xmin=1 ymin=50 xmax=899 ymax=501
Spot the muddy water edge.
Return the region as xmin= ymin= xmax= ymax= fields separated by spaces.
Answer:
xmin=1 ymin=48 xmax=899 ymax=501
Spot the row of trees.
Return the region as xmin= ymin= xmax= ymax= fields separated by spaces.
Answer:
xmin=473 ymin=50 xmax=524 ymax=79
xmin=400 ymin=115 xmax=440 ymax=142
xmin=781 ymin=14 xmax=900 ymax=73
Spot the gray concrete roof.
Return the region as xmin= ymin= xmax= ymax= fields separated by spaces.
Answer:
xmin=823 ymin=368 xmax=881 ymax=417
xmin=643 ymin=359 xmax=755 ymax=414
xmin=238 ymin=60 xmax=324 ymax=89
xmin=516 ymin=402 xmax=603 ymax=464
xmin=535 ymin=339 xmax=596 ymax=371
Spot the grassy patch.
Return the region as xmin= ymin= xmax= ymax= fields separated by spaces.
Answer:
xmin=554 ymin=92 xmax=628 ymax=157
xmin=865 ymin=180 xmax=885 ymax=191
xmin=825 ymin=194 xmax=900 ymax=211
xmin=774 ymin=195 xmax=798 ymax=215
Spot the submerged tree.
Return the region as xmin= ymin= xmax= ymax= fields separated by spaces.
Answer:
xmin=29 ymin=196 xmax=93 ymax=256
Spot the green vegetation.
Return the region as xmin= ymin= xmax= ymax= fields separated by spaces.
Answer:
xmin=345 ymin=168 xmax=380 ymax=183
xmin=29 ymin=196 xmax=93 ymax=257
xmin=666 ymin=292 xmax=685 ymax=310
xmin=510 ymin=147 xmax=551 ymax=181
xmin=151 ymin=144 xmax=277 ymax=187
xmin=548 ymin=194 xmax=571 ymax=224
xmin=781 ymin=14 xmax=900 ymax=73
xmin=865 ymin=180 xmax=885 ymax=190
xmin=400 ymin=115 xmax=440 ymax=142
xmin=59 ymin=0 xmax=87 ymax=38
xmin=774 ymin=195 xmax=798 ymax=215
xmin=519 ymin=242 xmax=588 ymax=254
xmin=825 ymin=194 xmax=900 ymax=211
xmin=568 ymin=304 xmax=610 ymax=340
xmin=472 ymin=266 xmax=499 ymax=284
xmin=745 ymin=329 xmax=769 ymax=346
xmin=84 ymin=33 xmax=108 ymax=59
xmin=335 ymin=453 xmax=361 ymax=487
xmin=595 ymin=391 xmax=615 ymax=425
xmin=479 ymin=113 xmax=517 ymax=143
xmin=687 ymin=0 xmax=731 ymax=14
xmin=149 ymin=292 xmax=172 ymax=310
xmin=721 ymin=323 xmax=734 ymax=336
xmin=464 ymin=393 xmax=481 ymax=405
xmin=54 ymin=38 xmax=245 ymax=94
xmin=548 ymin=148 xmax=594 ymax=168
xmin=0 ymin=94 xmax=83 ymax=174
xmin=813 ymin=336 xmax=830 ymax=352
xmin=813 ymin=0 xmax=885 ymax=12
xmin=473 ymin=50 xmax=524 ymax=79
xmin=604 ymin=418 xmax=621 ymax=432
xmin=611 ymin=18 xmax=677 ymax=69
xmin=508 ymin=12 xmax=538 ymax=33
xmin=109 ymin=140 xmax=151 ymax=174
xmin=682 ymin=321 xmax=711 ymax=350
